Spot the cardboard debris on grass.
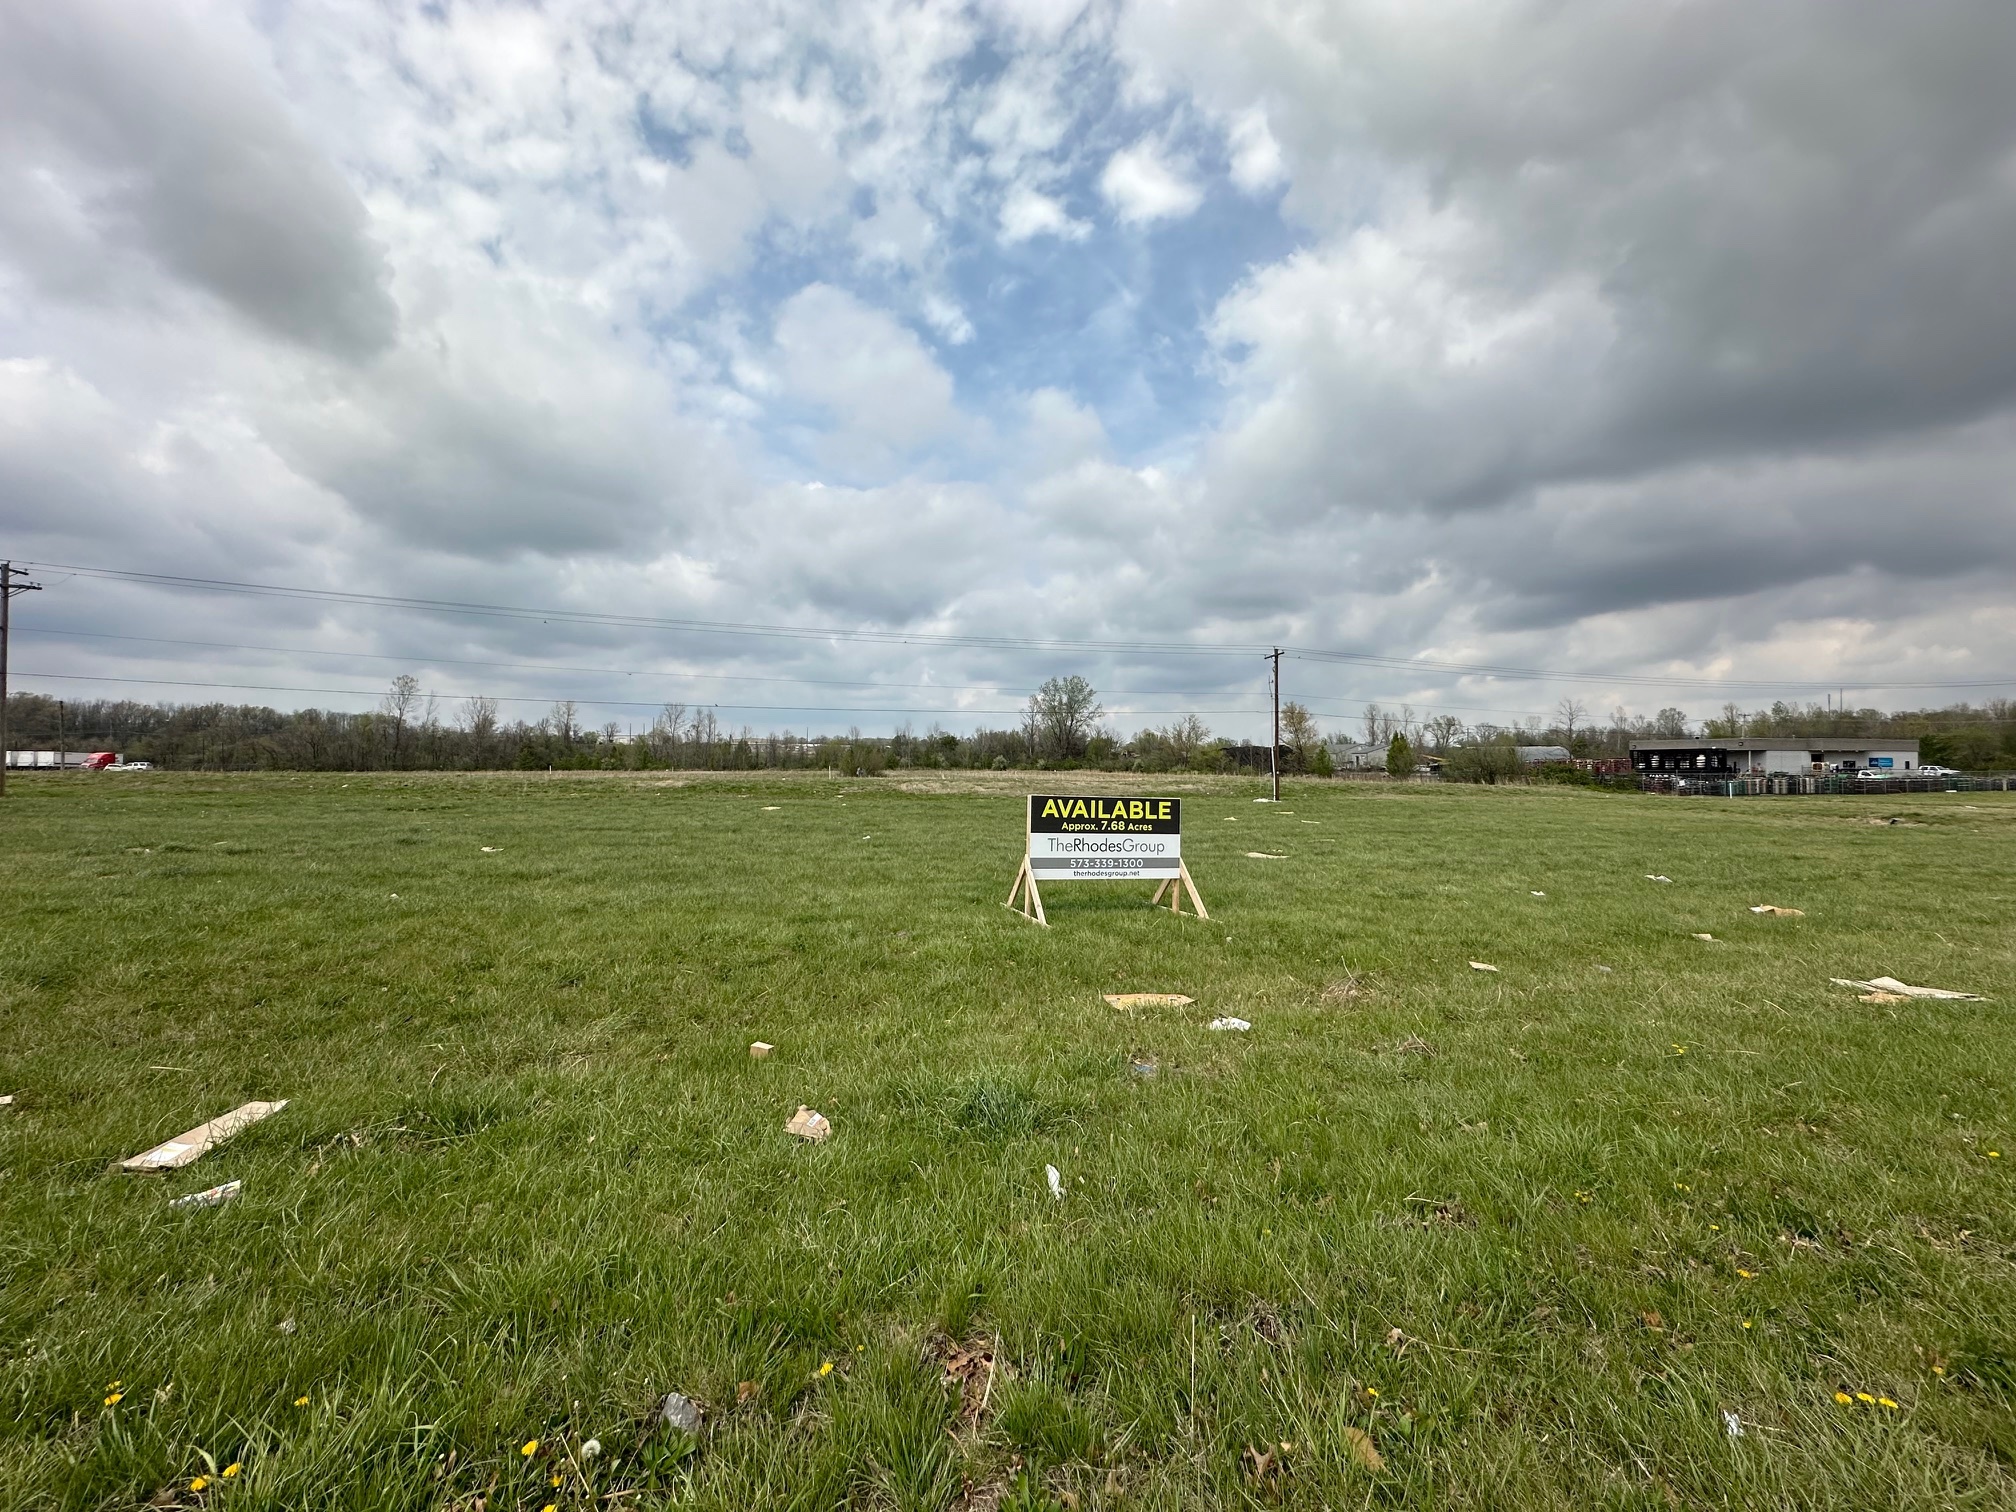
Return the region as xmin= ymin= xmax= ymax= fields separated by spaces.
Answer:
xmin=748 ymin=1042 xmax=775 ymax=1059
xmin=1468 ymin=961 xmax=1499 ymax=973
xmin=1342 ymin=1426 xmax=1385 ymax=1472
xmin=1104 ymin=993 xmax=1192 ymax=1010
xmin=122 ymin=1101 xmax=288 ymax=1173
xmin=1207 ymin=1016 xmax=1252 ymax=1032
xmin=785 ymin=1106 xmax=831 ymax=1141
xmin=1693 ymin=933 xmax=1716 ymax=942
xmin=1749 ymin=904 xmax=1804 ymax=916
xmin=0 ymin=1094 xmax=13 ymax=1107
xmin=1830 ymin=977 xmax=1986 ymax=1001
xmin=170 ymin=1180 xmax=241 ymax=1211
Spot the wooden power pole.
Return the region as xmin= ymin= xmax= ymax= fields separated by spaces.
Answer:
xmin=1 ymin=561 xmax=45 ymax=798
xmin=1269 ymin=647 xmax=1282 ymax=802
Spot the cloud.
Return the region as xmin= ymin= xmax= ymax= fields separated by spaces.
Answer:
xmin=7 ymin=0 xmax=2016 ymax=739
xmin=0 ymin=0 xmax=395 ymax=358
xmin=771 ymin=283 xmax=963 ymax=469
xmin=1000 ymin=186 xmax=1090 ymax=243
xmin=1225 ymin=108 xmax=1285 ymax=192
xmin=1100 ymin=139 xmax=1205 ymax=224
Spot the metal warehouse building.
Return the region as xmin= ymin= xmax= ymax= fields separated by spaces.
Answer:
xmin=1629 ymin=737 xmax=1921 ymax=776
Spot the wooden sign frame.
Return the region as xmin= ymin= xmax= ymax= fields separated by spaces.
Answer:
xmin=1006 ymin=795 xmax=1207 ymax=926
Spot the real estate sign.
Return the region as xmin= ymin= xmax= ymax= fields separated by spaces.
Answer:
xmin=1026 ymin=794 xmax=1182 ymax=881
xmin=1007 ymin=793 xmax=1205 ymax=925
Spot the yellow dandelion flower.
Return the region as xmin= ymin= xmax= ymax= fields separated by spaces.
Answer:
xmin=550 ymin=1474 xmax=562 ymax=1487
xmin=1742 ymin=1320 xmax=1753 ymax=1330
xmin=1878 ymin=1397 xmax=1899 ymax=1410
xmin=190 ymin=1477 xmax=209 ymax=1493
xmin=1736 ymin=1268 xmax=1755 ymax=1278
xmin=1709 ymin=1223 xmax=1721 ymax=1231
xmin=1834 ymin=1392 xmax=1853 ymax=1405
xmin=521 ymin=1439 xmax=539 ymax=1457
xmin=107 ymin=1380 xmax=122 ymax=1391
xmin=1932 ymin=1365 xmax=1946 ymax=1376
xmin=1855 ymin=1392 xmax=1875 ymax=1404
xmin=1989 ymin=1151 xmax=2002 ymax=1159
xmin=1366 ymin=1387 xmax=1379 ymax=1397
xmin=1675 ymin=1182 xmax=1691 ymax=1191
xmin=103 ymin=1392 xmax=124 ymax=1406
xmin=542 ymin=1505 xmax=557 ymax=1512
xmin=819 ymin=1361 xmax=834 ymax=1377
xmin=223 ymin=1464 xmax=241 ymax=1478
xmin=294 ymin=1395 xmax=310 ymax=1407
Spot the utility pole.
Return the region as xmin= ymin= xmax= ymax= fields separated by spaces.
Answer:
xmin=1269 ymin=647 xmax=1283 ymax=802
xmin=1 ymin=561 xmax=45 ymax=799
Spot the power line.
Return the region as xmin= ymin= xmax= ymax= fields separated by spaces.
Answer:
xmin=30 ymin=559 xmax=2016 ymax=693
xmin=9 ymin=668 xmax=1613 ymax=725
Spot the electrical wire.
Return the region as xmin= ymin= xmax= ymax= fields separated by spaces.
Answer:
xmin=29 ymin=559 xmax=2015 ymax=692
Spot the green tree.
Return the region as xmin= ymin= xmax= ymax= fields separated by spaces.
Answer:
xmin=1028 ymin=676 xmax=1104 ymax=760
xmin=1386 ymin=732 xmax=1415 ymax=775
xmin=1445 ymin=736 xmax=1521 ymax=784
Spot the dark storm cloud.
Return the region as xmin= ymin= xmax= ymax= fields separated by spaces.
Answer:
xmin=0 ymin=0 xmax=396 ymax=358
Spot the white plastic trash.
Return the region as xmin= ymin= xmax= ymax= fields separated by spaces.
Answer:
xmin=170 ymin=1180 xmax=241 ymax=1211
xmin=1046 ymin=1164 xmax=1065 ymax=1200
xmin=1207 ymin=1017 xmax=1252 ymax=1032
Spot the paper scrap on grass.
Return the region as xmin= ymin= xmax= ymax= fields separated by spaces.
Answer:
xmin=785 ymin=1105 xmax=831 ymax=1141
xmin=1723 ymin=1410 xmax=1744 ymax=1439
xmin=1830 ymin=977 xmax=1985 ymax=1001
xmin=1207 ymin=1017 xmax=1252 ymax=1032
xmin=1749 ymin=904 xmax=1804 ymax=916
xmin=1469 ymin=961 xmax=1499 ymax=973
xmin=749 ymin=1042 xmax=774 ymax=1059
xmin=122 ymin=1101 xmax=288 ymax=1172
xmin=1645 ymin=874 xmax=1673 ymax=883
xmin=170 ymin=1180 xmax=241 ymax=1211
xmin=1531 ymin=891 xmax=1546 ymax=897
xmin=1245 ymin=852 xmax=1287 ymax=860
xmin=1693 ymin=933 xmax=1716 ymax=941
xmin=0 ymin=1094 xmax=13 ymax=1106
xmin=1046 ymin=1164 xmax=1065 ymax=1201
xmin=480 ymin=846 xmax=500 ymax=853
xmin=1104 ymin=993 xmax=1192 ymax=1009
xmin=762 ymin=806 xmax=780 ymax=811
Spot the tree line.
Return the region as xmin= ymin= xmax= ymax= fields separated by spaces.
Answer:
xmin=6 ymin=678 xmax=2011 ymax=775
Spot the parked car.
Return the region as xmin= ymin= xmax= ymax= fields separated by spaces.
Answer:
xmin=1918 ymin=764 xmax=1959 ymax=777
xmin=1854 ymin=768 xmax=1895 ymax=781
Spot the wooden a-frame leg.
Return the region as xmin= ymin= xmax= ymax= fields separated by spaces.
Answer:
xmin=1178 ymin=860 xmax=1209 ymax=920
xmin=1149 ymin=878 xmax=1172 ymax=907
xmin=1004 ymin=858 xmax=1048 ymax=926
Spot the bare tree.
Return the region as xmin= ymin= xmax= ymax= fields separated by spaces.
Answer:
xmin=1029 ymin=675 xmax=1103 ymax=759
xmin=550 ymin=700 xmax=578 ymax=744
xmin=1654 ymin=706 xmax=1690 ymax=737
xmin=382 ymin=674 xmax=421 ymax=767
xmin=1555 ymin=697 xmax=1588 ymax=749
xmin=1424 ymin=713 xmax=1464 ymax=753
xmin=1361 ymin=702 xmax=1386 ymax=745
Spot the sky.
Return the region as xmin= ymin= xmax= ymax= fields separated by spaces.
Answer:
xmin=3 ymin=0 xmax=2014 ymax=742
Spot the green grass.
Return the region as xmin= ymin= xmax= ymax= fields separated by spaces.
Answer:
xmin=2 ymin=771 xmax=2015 ymax=1510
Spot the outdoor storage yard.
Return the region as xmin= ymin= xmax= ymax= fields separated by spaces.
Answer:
xmin=3 ymin=773 xmax=2015 ymax=1511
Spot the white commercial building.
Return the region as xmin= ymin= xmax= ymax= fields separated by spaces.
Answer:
xmin=1630 ymin=737 xmax=1920 ymax=777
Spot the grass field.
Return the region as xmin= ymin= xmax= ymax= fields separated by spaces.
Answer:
xmin=3 ymin=771 xmax=2015 ymax=1511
